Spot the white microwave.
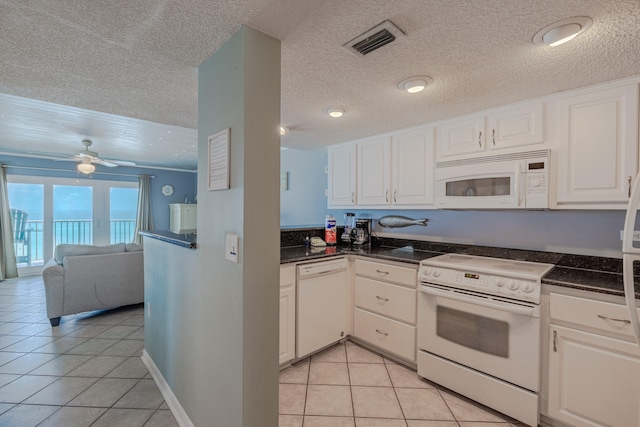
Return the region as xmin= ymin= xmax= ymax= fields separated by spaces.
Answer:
xmin=435 ymin=150 xmax=549 ymax=209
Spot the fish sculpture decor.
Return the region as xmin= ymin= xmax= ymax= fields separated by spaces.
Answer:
xmin=378 ymin=215 xmax=428 ymax=228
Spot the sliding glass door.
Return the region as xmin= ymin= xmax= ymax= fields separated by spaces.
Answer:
xmin=53 ymin=184 xmax=93 ymax=246
xmin=7 ymin=176 xmax=138 ymax=275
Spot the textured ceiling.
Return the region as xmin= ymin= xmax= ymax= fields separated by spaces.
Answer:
xmin=1 ymin=0 xmax=639 ymax=170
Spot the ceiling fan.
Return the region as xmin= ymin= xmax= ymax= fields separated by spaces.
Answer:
xmin=70 ymin=139 xmax=136 ymax=174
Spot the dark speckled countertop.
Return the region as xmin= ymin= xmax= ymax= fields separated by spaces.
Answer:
xmin=280 ymin=235 xmax=640 ymax=299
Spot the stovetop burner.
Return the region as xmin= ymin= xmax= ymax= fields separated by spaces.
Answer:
xmin=424 ymin=253 xmax=553 ymax=280
xmin=418 ymin=253 xmax=554 ymax=304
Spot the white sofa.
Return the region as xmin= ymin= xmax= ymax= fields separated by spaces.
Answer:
xmin=42 ymin=243 xmax=144 ymax=326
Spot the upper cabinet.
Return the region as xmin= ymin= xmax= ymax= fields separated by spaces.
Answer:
xmin=392 ymin=127 xmax=436 ymax=206
xmin=357 ymin=136 xmax=392 ymax=206
xmin=356 ymin=126 xmax=435 ymax=208
xmin=327 ymin=143 xmax=357 ymax=208
xmin=555 ymin=84 xmax=639 ymax=209
xmin=436 ymin=102 xmax=545 ymax=161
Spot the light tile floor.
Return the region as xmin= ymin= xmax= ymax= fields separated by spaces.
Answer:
xmin=0 ymin=275 xmax=178 ymax=427
xmin=280 ymin=341 xmax=529 ymax=427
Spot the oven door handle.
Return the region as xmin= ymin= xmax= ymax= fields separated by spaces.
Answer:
xmin=420 ymin=285 xmax=538 ymax=317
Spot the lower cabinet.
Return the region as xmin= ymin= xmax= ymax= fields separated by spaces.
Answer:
xmin=547 ymin=292 xmax=640 ymax=427
xmin=279 ymin=264 xmax=296 ymax=365
xmin=352 ymin=259 xmax=417 ymax=362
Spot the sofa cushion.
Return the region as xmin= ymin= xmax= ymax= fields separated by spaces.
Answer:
xmin=54 ymin=243 xmax=126 ymax=264
xmin=125 ymin=243 xmax=143 ymax=252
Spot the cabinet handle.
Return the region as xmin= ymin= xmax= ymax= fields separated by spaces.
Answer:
xmin=553 ymin=330 xmax=557 ymax=352
xmin=375 ymin=329 xmax=389 ymax=336
xmin=393 ymin=189 xmax=397 ymax=203
xmin=597 ymin=314 xmax=631 ymax=324
xmin=376 ymin=269 xmax=389 ymax=276
xmin=385 ymin=190 xmax=389 ymax=203
xmin=478 ymin=131 xmax=482 ymax=148
xmin=351 ymin=192 xmax=355 ymax=203
xmin=628 ymin=176 xmax=633 ymax=198
xmin=492 ymin=129 xmax=496 ymax=146
xmin=376 ymin=295 xmax=389 ymax=302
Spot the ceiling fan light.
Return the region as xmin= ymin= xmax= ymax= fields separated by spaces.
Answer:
xmin=77 ymin=162 xmax=95 ymax=174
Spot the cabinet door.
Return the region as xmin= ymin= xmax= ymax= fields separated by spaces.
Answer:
xmin=488 ymin=103 xmax=544 ymax=150
xmin=328 ymin=144 xmax=357 ymax=207
xmin=556 ymin=84 xmax=639 ymax=207
xmin=436 ymin=114 xmax=486 ymax=160
xmin=357 ymin=137 xmax=391 ymax=206
xmin=392 ymin=127 xmax=435 ymax=205
xmin=548 ymin=325 xmax=640 ymax=427
xmin=279 ymin=265 xmax=296 ymax=365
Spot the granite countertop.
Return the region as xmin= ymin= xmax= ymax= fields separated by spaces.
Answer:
xmin=139 ymin=230 xmax=197 ymax=249
xmin=280 ymin=237 xmax=640 ymax=299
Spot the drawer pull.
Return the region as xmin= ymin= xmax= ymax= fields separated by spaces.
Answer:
xmin=376 ymin=269 xmax=389 ymax=276
xmin=376 ymin=295 xmax=389 ymax=302
xmin=375 ymin=329 xmax=389 ymax=336
xmin=597 ymin=314 xmax=631 ymax=324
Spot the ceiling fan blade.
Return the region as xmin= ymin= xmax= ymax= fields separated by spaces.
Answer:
xmin=94 ymin=159 xmax=118 ymax=167
xmin=109 ymin=159 xmax=136 ymax=166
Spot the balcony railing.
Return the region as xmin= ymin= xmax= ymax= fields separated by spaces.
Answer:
xmin=14 ymin=219 xmax=136 ymax=267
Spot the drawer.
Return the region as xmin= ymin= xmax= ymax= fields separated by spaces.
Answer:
xmin=550 ymin=293 xmax=640 ymax=338
xmin=355 ymin=259 xmax=417 ymax=287
xmin=355 ymin=277 xmax=416 ymax=324
xmin=354 ymin=308 xmax=416 ymax=362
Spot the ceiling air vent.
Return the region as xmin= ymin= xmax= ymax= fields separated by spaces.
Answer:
xmin=344 ymin=20 xmax=405 ymax=57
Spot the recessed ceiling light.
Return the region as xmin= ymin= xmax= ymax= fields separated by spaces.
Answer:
xmin=398 ymin=76 xmax=433 ymax=93
xmin=325 ymin=107 xmax=345 ymax=118
xmin=279 ymin=126 xmax=288 ymax=135
xmin=533 ymin=16 xmax=593 ymax=47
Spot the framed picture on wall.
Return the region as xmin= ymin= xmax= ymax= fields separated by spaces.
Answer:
xmin=208 ymin=128 xmax=230 ymax=191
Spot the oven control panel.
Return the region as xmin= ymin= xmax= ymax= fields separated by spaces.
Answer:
xmin=418 ymin=266 xmax=540 ymax=303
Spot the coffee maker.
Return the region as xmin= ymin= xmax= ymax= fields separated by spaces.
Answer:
xmin=352 ymin=218 xmax=372 ymax=246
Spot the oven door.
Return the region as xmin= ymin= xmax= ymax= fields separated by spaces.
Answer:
xmin=435 ymin=160 xmax=525 ymax=209
xmin=418 ymin=283 xmax=540 ymax=391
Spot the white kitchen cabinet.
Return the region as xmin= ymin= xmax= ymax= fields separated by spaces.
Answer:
xmin=357 ymin=136 xmax=391 ymax=205
xmin=355 ymin=127 xmax=435 ymax=208
xmin=546 ymin=292 xmax=640 ymax=427
xmin=555 ymin=84 xmax=639 ymax=208
xmin=436 ymin=102 xmax=545 ymax=161
xmin=436 ymin=114 xmax=486 ymax=159
xmin=352 ymin=258 xmax=417 ymax=362
xmin=169 ymin=203 xmax=197 ymax=233
xmin=279 ymin=264 xmax=296 ymax=365
xmin=392 ymin=126 xmax=435 ymax=206
xmin=327 ymin=143 xmax=357 ymax=207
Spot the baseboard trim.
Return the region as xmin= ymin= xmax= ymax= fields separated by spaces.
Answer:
xmin=141 ymin=350 xmax=194 ymax=427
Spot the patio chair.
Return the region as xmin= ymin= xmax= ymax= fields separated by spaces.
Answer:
xmin=10 ymin=208 xmax=30 ymax=265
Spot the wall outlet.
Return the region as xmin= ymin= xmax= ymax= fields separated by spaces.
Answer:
xmin=620 ymin=230 xmax=640 ymax=241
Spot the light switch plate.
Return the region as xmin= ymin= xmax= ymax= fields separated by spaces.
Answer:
xmin=225 ymin=233 xmax=239 ymax=263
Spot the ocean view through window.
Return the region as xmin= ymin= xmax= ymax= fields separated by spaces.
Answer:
xmin=7 ymin=175 xmax=138 ymax=274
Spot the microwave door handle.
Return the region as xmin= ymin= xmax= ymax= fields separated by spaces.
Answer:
xmin=515 ymin=165 xmax=522 ymax=207
xmin=420 ymin=285 xmax=537 ymax=317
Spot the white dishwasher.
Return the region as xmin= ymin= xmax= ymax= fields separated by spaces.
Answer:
xmin=297 ymin=257 xmax=348 ymax=359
